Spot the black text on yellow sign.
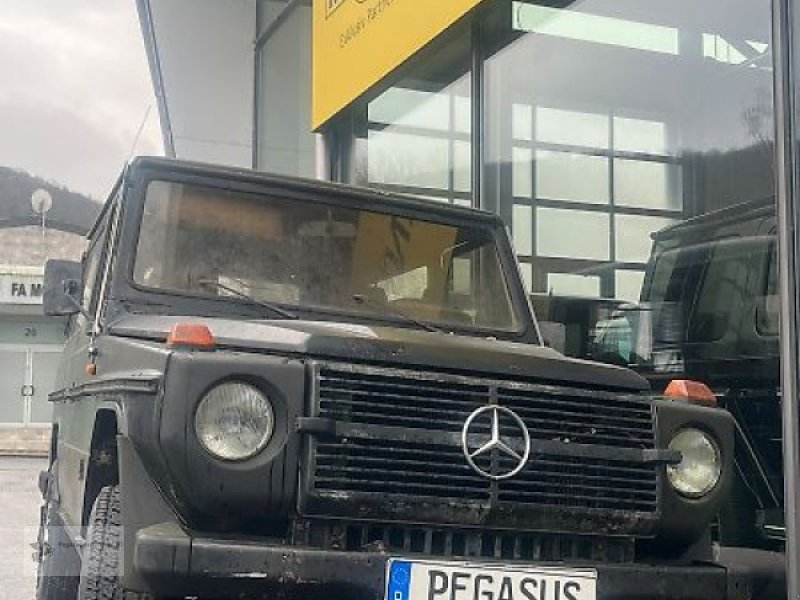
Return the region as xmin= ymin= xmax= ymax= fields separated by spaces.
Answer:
xmin=312 ymin=0 xmax=484 ymax=130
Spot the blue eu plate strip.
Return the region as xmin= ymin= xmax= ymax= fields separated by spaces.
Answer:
xmin=387 ymin=560 xmax=412 ymax=600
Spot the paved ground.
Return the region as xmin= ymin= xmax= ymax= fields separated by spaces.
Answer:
xmin=0 ymin=457 xmax=47 ymax=600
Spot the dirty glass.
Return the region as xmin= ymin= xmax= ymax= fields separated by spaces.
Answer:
xmin=134 ymin=181 xmax=520 ymax=332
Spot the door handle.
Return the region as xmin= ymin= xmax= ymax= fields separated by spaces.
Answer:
xmin=21 ymin=385 xmax=34 ymax=397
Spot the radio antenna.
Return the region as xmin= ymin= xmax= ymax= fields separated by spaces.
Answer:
xmin=127 ymin=104 xmax=152 ymax=162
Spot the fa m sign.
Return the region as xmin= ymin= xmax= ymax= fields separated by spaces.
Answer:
xmin=0 ymin=273 xmax=45 ymax=304
xmin=11 ymin=282 xmax=43 ymax=298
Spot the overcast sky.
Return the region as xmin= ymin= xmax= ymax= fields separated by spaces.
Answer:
xmin=0 ymin=1 xmax=163 ymax=200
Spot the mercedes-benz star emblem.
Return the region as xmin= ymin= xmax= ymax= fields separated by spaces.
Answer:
xmin=461 ymin=406 xmax=531 ymax=480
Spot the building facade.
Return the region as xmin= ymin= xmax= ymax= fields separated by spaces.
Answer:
xmin=0 ymin=169 xmax=97 ymax=450
xmin=138 ymin=0 xmax=775 ymax=303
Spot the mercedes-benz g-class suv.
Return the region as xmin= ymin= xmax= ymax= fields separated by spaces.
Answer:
xmin=35 ymin=157 xmax=759 ymax=600
xmin=626 ymin=199 xmax=783 ymax=552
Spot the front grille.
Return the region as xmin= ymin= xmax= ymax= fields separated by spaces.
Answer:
xmin=292 ymin=519 xmax=635 ymax=564
xmin=308 ymin=363 xmax=658 ymax=521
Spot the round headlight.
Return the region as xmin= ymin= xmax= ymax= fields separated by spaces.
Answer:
xmin=195 ymin=382 xmax=274 ymax=461
xmin=666 ymin=428 xmax=721 ymax=498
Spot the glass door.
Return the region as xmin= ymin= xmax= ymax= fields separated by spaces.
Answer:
xmin=0 ymin=350 xmax=27 ymax=425
xmin=28 ymin=349 xmax=61 ymax=425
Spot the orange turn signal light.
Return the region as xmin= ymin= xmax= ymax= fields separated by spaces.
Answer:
xmin=167 ymin=323 xmax=215 ymax=349
xmin=664 ymin=379 xmax=717 ymax=406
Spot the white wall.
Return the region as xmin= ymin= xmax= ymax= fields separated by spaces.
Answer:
xmin=145 ymin=0 xmax=256 ymax=167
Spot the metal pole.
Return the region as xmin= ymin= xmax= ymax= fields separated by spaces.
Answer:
xmin=772 ymin=0 xmax=800 ymax=591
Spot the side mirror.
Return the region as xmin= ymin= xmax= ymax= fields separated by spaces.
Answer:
xmin=43 ymin=259 xmax=83 ymax=317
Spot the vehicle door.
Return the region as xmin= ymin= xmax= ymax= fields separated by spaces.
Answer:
xmin=54 ymin=193 xmax=121 ymax=529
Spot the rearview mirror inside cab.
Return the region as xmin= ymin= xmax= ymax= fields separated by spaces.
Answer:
xmin=43 ymin=259 xmax=83 ymax=316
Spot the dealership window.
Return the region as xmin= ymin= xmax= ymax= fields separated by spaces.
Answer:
xmin=345 ymin=25 xmax=473 ymax=205
xmin=365 ymin=86 xmax=472 ymax=203
xmin=329 ymin=0 xmax=773 ymax=303
xmin=508 ymin=105 xmax=680 ymax=297
xmin=484 ymin=0 xmax=774 ymax=302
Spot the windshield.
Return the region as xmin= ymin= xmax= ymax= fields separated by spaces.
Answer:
xmin=133 ymin=180 xmax=521 ymax=332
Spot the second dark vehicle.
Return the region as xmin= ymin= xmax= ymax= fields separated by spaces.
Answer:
xmin=641 ymin=199 xmax=782 ymax=551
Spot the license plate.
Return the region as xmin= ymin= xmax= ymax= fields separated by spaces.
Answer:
xmin=385 ymin=559 xmax=597 ymax=600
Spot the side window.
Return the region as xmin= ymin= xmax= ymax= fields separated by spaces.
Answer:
xmin=70 ymin=233 xmax=105 ymax=335
xmin=77 ymin=195 xmax=119 ymax=328
xmin=646 ymin=247 xmax=679 ymax=303
xmin=589 ymin=314 xmax=635 ymax=367
xmin=645 ymin=245 xmax=702 ymax=346
xmin=81 ymin=235 xmax=105 ymax=315
xmin=94 ymin=199 xmax=123 ymax=327
xmin=688 ymin=240 xmax=752 ymax=343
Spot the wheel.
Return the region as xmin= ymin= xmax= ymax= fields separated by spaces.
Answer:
xmin=77 ymin=486 xmax=152 ymax=600
xmin=36 ymin=463 xmax=80 ymax=600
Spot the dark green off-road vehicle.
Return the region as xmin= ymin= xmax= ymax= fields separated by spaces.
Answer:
xmin=633 ymin=199 xmax=783 ymax=552
xmin=34 ymin=158 xmax=776 ymax=600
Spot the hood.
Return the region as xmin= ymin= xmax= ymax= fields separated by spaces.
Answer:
xmin=109 ymin=314 xmax=648 ymax=392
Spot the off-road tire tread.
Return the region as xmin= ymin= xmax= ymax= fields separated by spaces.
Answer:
xmin=78 ymin=486 xmax=150 ymax=600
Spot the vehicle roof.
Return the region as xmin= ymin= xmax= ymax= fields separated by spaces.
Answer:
xmin=651 ymin=196 xmax=775 ymax=242
xmin=124 ymin=156 xmax=501 ymax=224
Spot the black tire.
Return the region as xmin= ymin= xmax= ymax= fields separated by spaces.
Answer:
xmin=77 ymin=486 xmax=151 ymax=600
xmin=36 ymin=492 xmax=80 ymax=600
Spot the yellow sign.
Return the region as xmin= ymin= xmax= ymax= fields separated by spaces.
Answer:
xmin=352 ymin=213 xmax=458 ymax=291
xmin=312 ymin=0 xmax=484 ymax=130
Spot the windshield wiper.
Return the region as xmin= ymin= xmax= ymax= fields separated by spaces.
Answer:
xmin=352 ymin=293 xmax=445 ymax=334
xmin=198 ymin=279 xmax=298 ymax=320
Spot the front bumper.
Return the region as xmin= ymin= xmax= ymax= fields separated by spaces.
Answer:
xmin=132 ymin=524 xmax=781 ymax=600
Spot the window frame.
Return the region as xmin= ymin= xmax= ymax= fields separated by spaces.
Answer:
xmin=121 ymin=174 xmax=537 ymax=341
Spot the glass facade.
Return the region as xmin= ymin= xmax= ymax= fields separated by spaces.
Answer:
xmin=328 ymin=0 xmax=774 ymax=305
xmin=484 ymin=0 xmax=773 ymax=301
xmin=339 ymin=25 xmax=474 ymax=205
xmin=245 ymin=0 xmax=790 ymax=576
